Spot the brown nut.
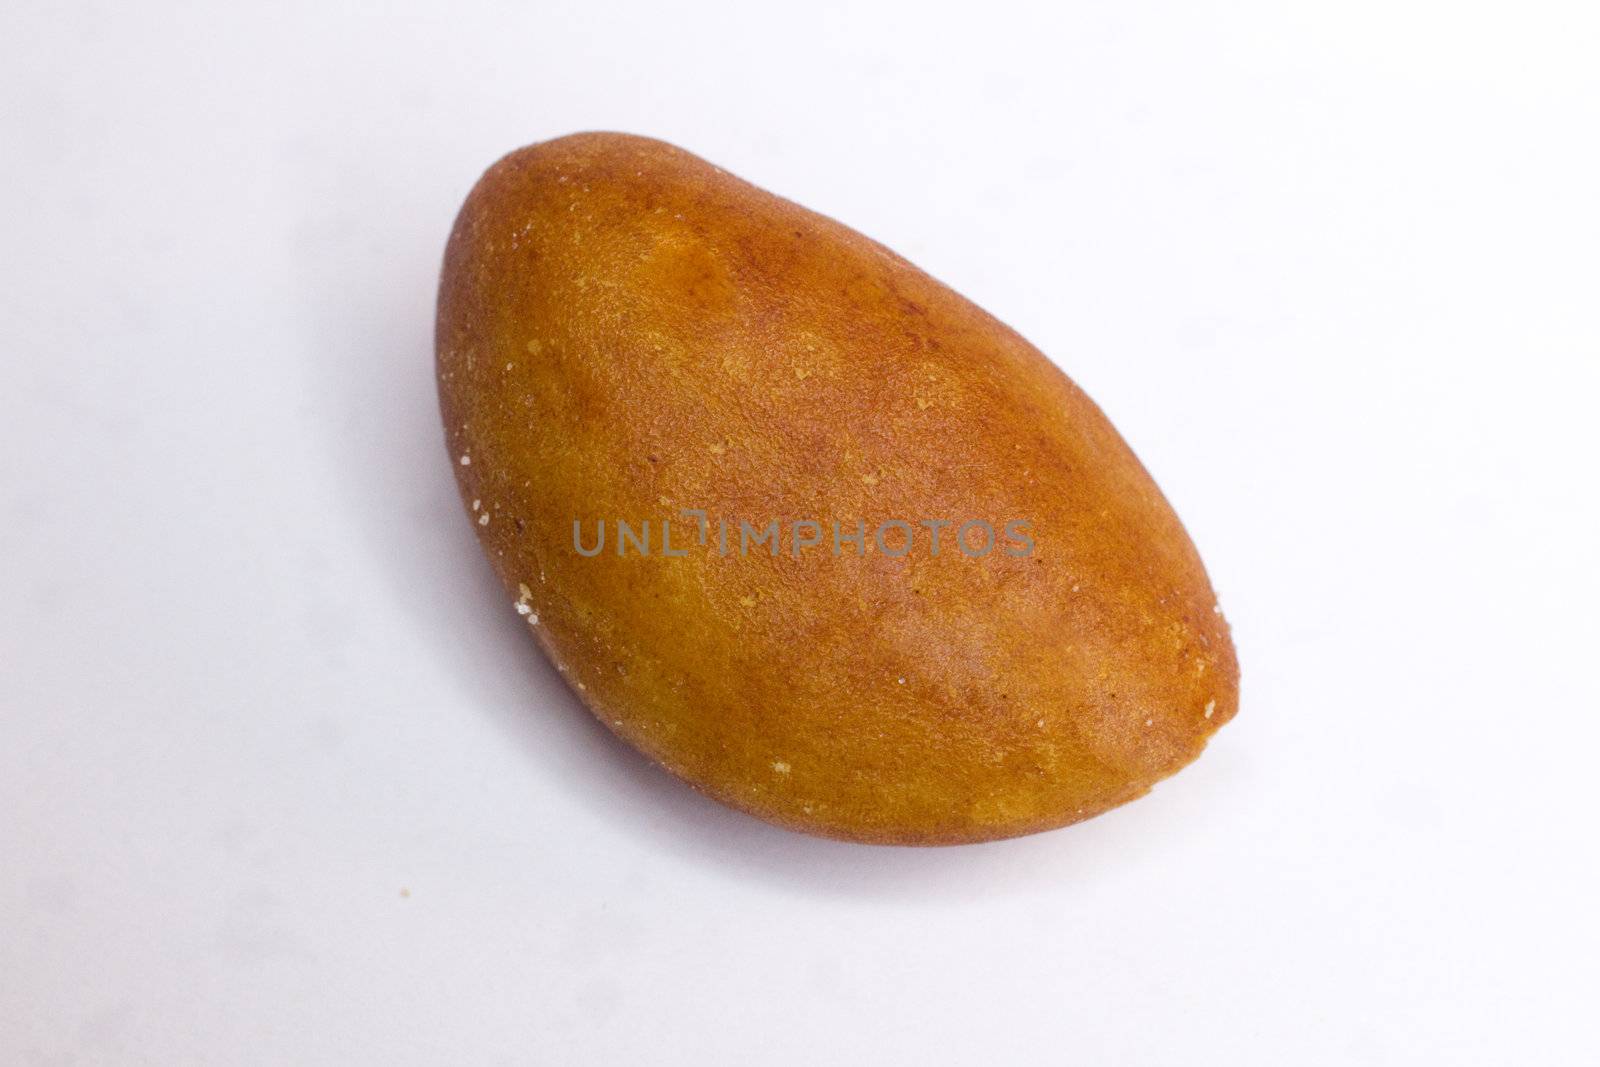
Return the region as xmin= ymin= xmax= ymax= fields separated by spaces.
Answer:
xmin=437 ymin=132 xmax=1238 ymax=844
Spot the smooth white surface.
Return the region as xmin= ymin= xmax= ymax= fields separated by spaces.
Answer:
xmin=4 ymin=2 xmax=1598 ymax=1063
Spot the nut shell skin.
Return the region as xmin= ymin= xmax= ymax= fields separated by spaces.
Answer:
xmin=437 ymin=132 xmax=1237 ymax=845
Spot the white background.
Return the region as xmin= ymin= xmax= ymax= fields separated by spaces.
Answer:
xmin=4 ymin=2 xmax=1598 ymax=1063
